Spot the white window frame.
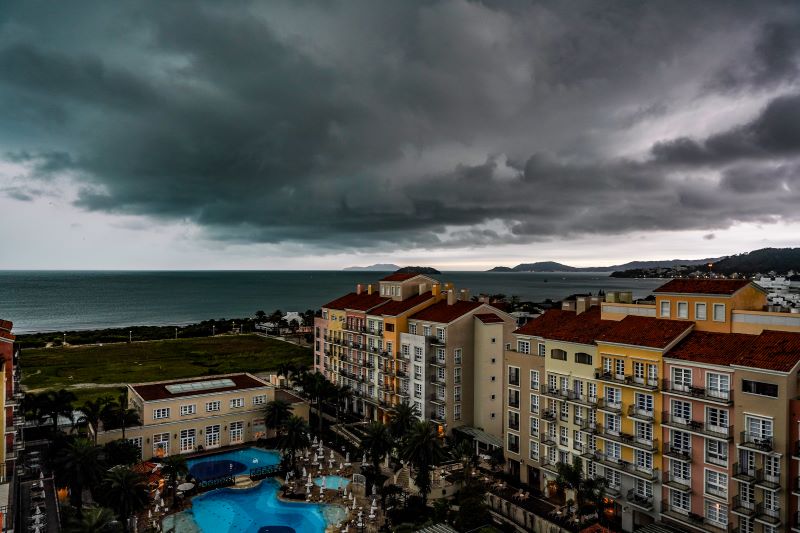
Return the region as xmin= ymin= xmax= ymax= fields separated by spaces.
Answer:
xmin=153 ymin=432 xmax=170 ymax=457
xmin=713 ymin=303 xmax=726 ymax=322
xmin=206 ymin=400 xmax=221 ymax=412
xmin=677 ymin=301 xmax=688 ymax=319
xmin=695 ymin=302 xmax=707 ymax=320
xmin=153 ymin=407 xmax=170 ymax=420
xmin=253 ymin=394 xmax=267 ymax=405
xmin=179 ymin=404 xmax=196 ymax=416
xmin=660 ymin=300 xmax=670 ymax=318
xmin=230 ymin=398 xmax=244 ymax=408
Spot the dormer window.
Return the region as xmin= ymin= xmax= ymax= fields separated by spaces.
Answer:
xmin=660 ymin=300 xmax=670 ymax=318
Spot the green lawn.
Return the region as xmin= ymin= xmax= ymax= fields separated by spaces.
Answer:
xmin=21 ymin=334 xmax=312 ymax=392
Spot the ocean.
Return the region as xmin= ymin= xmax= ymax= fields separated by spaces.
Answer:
xmin=0 ymin=270 xmax=666 ymax=334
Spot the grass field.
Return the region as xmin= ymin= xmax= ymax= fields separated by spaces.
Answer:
xmin=21 ymin=334 xmax=312 ymax=392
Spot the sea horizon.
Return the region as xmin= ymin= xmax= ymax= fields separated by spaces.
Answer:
xmin=0 ymin=270 xmax=666 ymax=334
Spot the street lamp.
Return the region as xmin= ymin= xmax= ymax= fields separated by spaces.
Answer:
xmin=129 ymin=330 xmax=132 ymax=343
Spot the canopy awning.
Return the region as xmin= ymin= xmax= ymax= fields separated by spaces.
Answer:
xmin=454 ymin=426 xmax=502 ymax=449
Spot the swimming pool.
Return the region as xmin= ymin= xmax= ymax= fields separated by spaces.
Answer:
xmin=313 ymin=475 xmax=350 ymax=490
xmin=187 ymin=447 xmax=281 ymax=481
xmin=180 ymin=479 xmax=347 ymax=533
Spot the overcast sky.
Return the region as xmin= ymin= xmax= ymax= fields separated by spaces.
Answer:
xmin=1 ymin=0 xmax=799 ymax=270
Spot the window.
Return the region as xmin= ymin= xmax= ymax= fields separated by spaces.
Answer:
xmin=454 ymin=349 xmax=462 ymax=364
xmin=706 ymin=407 xmax=728 ymax=434
xmin=695 ymin=302 xmax=707 ymax=320
xmin=530 ymin=417 xmax=539 ymax=436
xmin=205 ymin=424 xmax=221 ymax=448
xmin=206 ymin=401 xmax=221 ymax=412
xmin=635 ymin=420 xmax=653 ymax=443
xmin=606 ymin=413 xmax=620 ymax=434
xmin=153 ymin=432 xmax=170 ymax=457
xmin=414 ymin=364 xmax=422 ymax=380
xmin=605 ymin=469 xmax=621 ymax=490
xmin=660 ymin=300 xmax=670 ymax=318
xmin=635 ymin=392 xmax=654 ymax=413
xmin=508 ymin=411 xmax=520 ymax=430
xmin=705 ymin=469 xmax=727 ymax=499
xmin=529 ymin=441 xmax=539 ymax=461
xmin=560 ymin=426 xmax=568 ymax=446
xmin=602 ymin=357 xmax=612 ymax=374
xmin=507 ymin=433 xmax=520 ymax=454
xmin=742 ymin=379 xmax=778 ymax=398
xmin=634 ymin=449 xmax=652 ymax=472
xmin=706 ymin=373 xmax=730 ymax=400
xmin=414 ymin=347 xmax=423 ymax=361
xmin=671 ymin=430 xmax=691 ymax=452
xmin=401 ymin=344 xmax=410 ymax=357
xmin=179 ymin=429 xmax=196 ymax=453
xmin=764 ymin=455 xmax=780 ymax=483
xmin=230 ymin=398 xmax=244 ymax=408
xmin=704 ymin=500 xmax=728 ymax=527
xmin=508 ymin=389 xmax=520 ymax=408
xmin=409 ymin=323 xmax=417 ymax=335
xmin=230 ymin=420 xmax=244 ymax=444
xmin=423 ymin=325 xmax=431 ymax=337
xmin=670 ymin=488 xmax=690 ymax=512
xmin=517 ymin=340 xmax=531 ymax=354
xmin=614 ymin=359 xmax=625 ymax=378
xmin=454 ymin=386 xmax=461 ymax=402
xmin=530 ymin=370 xmax=540 ymax=390
xmin=672 ymin=458 xmax=690 ymax=484
xmin=713 ymin=303 xmax=725 ymax=322
xmin=575 ymin=352 xmax=592 ymax=365
xmin=705 ymin=439 xmax=727 ymax=467
xmin=508 ymin=366 xmax=520 ymax=386
xmin=128 ymin=437 xmax=143 ymax=459
xmin=537 ymin=343 xmax=546 ymax=356
xmin=530 ymin=394 xmax=539 ymax=414
xmin=671 ymin=399 xmax=691 ymax=422
xmin=677 ymin=301 xmax=688 ymax=319
xmin=551 ymin=349 xmax=567 ymax=361
xmin=153 ymin=408 xmax=170 ymax=420
xmin=436 ymin=327 xmax=446 ymax=342
xmin=634 ymin=479 xmax=653 ymax=499
xmin=454 ymin=367 xmax=461 ymax=384
xmin=672 ymin=367 xmax=692 ymax=391
xmin=454 ymin=404 xmax=461 ymax=420
xmin=414 ymin=383 xmax=422 ymax=398
xmin=180 ymin=404 xmax=196 ymax=416
xmin=745 ymin=415 xmax=773 ymax=439
xmin=252 ymin=395 xmax=266 ymax=405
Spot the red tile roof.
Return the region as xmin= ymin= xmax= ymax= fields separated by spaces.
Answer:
xmin=597 ymin=315 xmax=692 ymax=349
xmin=514 ymin=308 xmax=615 ymax=346
xmin=475 ymin=313 xmax=505 ymax=324
xmin=375 ymin=292 xmax=434 ymax=316
xmin=668 ymin=329 xmax=800 ymax=372
xmin=409 ymin=300 xmax=482 ymax=324
xmin=276 ymin=389 xmax=305 ymax=404
xmin=0 ymin=319 xmax=12 ymax=331
xmin=667 ymin=331 xmax=754 ymax=366
xmin=132 ymin=373 xmax=269 ymax=402
xmin=0 ymin=330 xmax=14 ymax=341
xmin=653 ymin=279 xmax=752 ymax=295
xmin=322 ymin=292 xmax=388 ymax=312
xmin=380 ymin=272 xmax=420 ymax=282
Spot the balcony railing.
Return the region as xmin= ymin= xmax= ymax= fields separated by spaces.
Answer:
xmin=565 ymin=390 xmax=598 ymax=406
xmin=755 ymin=503 xmax=781 ymax=524
xmin=540 ymin=432 xmax=556 ymax=446
xmin=662 ymin=471 xmax=692 ymax=491
xmin=597 ymin=398 xmax=623 ymax=413
xmin=627 ymin=405 xmax=654 ymax=421
xmin=731 ymin=496 xmax=755 ymax=517
xmin=662 ymin=379 xmax=733 ymax=404
xmin=594 ymin=371 xmax=658 ymax=390
xmin=740 ymin=431 xmax=774 ymax=452
xmin=626 ymin=489 xmax=654 ymax=511
xmin=589 ymin=451 xmax=659 ymax=481
xmin=429 ymin=374 xmax=446 ymax=385
xmin=704 ymin=484 xmax=727 ymax=500
xmin=732 ymin=462 xmax=759 ymax=483
xmin=661 ymin=412 xmax=732 ymax=439
xmin=428 ymin=357 xmax=446 ymax=367
xmin=430 ymin=412 xmax=446 ymax=425
xmin=578 ymin=420 xmax=599 ymax=434
xmin=558 ymin=411 xmax=569 ymax=422
xmin=661 ymin=500 xmax=707 ymax=529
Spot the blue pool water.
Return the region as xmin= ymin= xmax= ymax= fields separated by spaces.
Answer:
xmin=187 ymin=448 xmax=281 ymax=481
xmin=186 ymin=479 xmax=346 ymax=533
xmin=313 ymin=475 xmax=349 ymax=490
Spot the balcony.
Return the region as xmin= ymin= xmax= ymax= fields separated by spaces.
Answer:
xmin=429 ymin=374 xmax=446 ymax=385
xmin=543 ymin=386 xmax=568 ymax=400
xmin=704 ymin=483 xmax=727 ymax=501
xmin=578 ymin=420 xmax=599 ymax=434
xmin=626 ymin=489 xmax=654 ymax=512
xmin=588 ymin=451 xmax=659 ymax=481
xmin=540 ymin=457 xmax=559 ymax=473
xmin=596 ymin=398 xmax=623 ymax=414
xmin=565 ymin=390 xmax=598 ymax=407
xmin=661 ymin=412 xmax=732 ymax=440
xmin=598 ymin=427 xmax=659 ymax=452
xmin=558 ymin=411 xmax=569 ymax=422
xmin=732 ymin=462 xmax=759 ymax=483
xmin=731 ymin=496 xmax=755 ymax=517
xmin=594 ymin=370 xmax=658 ymax=390
xmin=661 ymin=501 xmax=717 ymax=532
xmin=755 ymin=471 xmax=781 ymax=490
xmin=428 ymin=357 xmax=446 ymax=367
xmin=662 ymin=380 xmax=733 ymax=405
xmin=428 ymin=393 xmax=446 ymax=405
xmin=663 ymin=444 xmax=692 ymax=462
xmin=540 ymin=432 xmax=556 ymax=446
xmin=662 ymin=471 xmax=692 ymax=492
xmin=740 ymin=431 xmax=774 ymax=452
xmin=343 ymin=324 xmax=367 ymax=334
xmin=428 ymin=336 xmax=446 ymax=346
xmin=755 ymin=503 xmax=781 ymax=526
xmin=429 ymin=412 xmax=446 ymax=425
xmin=627 ymin=404 xmax=654 ymax=421
xmin=542 ymin=409 xmax=556 ymax=422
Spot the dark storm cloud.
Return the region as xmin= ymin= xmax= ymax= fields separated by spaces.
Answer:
xmin=1 ymin=0 xmax=799 ymax=251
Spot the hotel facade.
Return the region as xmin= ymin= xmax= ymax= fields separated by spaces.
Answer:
xmin=314 ymin=273 xmax=515 ymax=441
xmin=503 ymin=279 xmax=800 ymax=533
xmin=95 ymin=373 xmax=308 ymax=458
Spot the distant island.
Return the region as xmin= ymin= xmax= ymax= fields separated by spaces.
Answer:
xmin=395 ymin=266 xmax=441 ymax=274
xmin=611 ymin=247 xmax=800 ymax=278
xmin=488 ymin=258 xmax=720 ymax=273
xmin=343 ymin=263 xmax=400 ymax=271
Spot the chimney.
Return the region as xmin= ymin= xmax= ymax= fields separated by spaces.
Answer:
xmin=459 ymin=288 xmax=471 ymax=301
xmin=419 ymin=283 xmax=426 ymax=295
xmin=432 ymin=283 xmax=441 ymax=297
xmin=562 ymin=300 xmax=576 ymax=311
xmin=447 ymin=290 xmax=456 ymax=306
xmin=367 ymin=284 xmax=374 ymax=295
xmin=356 ymin=284 xmax=363 ymax=295
xmin=576 ymin=296 xmax=590 ymax=315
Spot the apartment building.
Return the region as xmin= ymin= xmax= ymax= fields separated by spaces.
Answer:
xmin=0 ymin=319 xmax=19 ymax=530
xmin=95 ymin=373 xmax=308 ymax=458
xmin=315 ymin=274 xmax=515 ymax=441
xmin=503 ymin=279 xmax=800 ymax=533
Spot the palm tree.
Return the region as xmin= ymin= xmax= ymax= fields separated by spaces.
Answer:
xmin=400 ymin=421 xmax=446 ymax=506
xmin=78 ymin=397 xmax=111 ymax=444
xmin=44 ymin=389 xmax=77 ymax=434
xmin=333 ymin=384 xmax=353 ymax=424
xmin=555 ymin=456 xmax=604 ymax=519
xmin=452 ymin=439 xmax=477 ymax=488
xmin=103 ymin=467 xmax=148 ymax=532
xmin=55 ymin=437 xmax=105 ymax=517
xmin=66 ymin=506 xmax=121 ymax=533
xmin=101 ymin=397 xmax=141 ymax=439
xmin=278 ymin=415 xmax=310 ymax=473
xmin=264 ymin=399 xmax=292 ymax=439
xmin=389 ymin=403 xmax=417 ymax=444
xmin=361 ymin=422 xmax=392 ymax=481
xmin=160 ymin=455 xmax=189 ymax=507
xmin=300 ymin=371 xmax=335 ymax=433
xmin=22 ymin=392 xmax=48 ymax=425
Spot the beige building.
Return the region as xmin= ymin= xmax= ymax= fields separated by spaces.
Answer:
xmin=95 ymin=373 xmax=308 ymax=459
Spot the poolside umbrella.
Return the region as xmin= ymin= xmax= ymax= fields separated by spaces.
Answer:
xmin=362 ymin=452 xmax=366 ymax=464
xmin=34 ymin=507 xmax=42 ymax=516
xmin=345 ymin=452 xmax=350 ymax=464
xmin=321 ymin=476 xmax=326 ymax=490
xmin=372 ymin=484 xmax=377 ymax=496
xmin=352 ymin=499 xmax=356 ymax=510
xmin=39 ymin=471 xmax=44 ymax=479
xmin=330 ymin=449 xmax=335 ymax=460
xmin=313 ymin=436 xmax=318 ymax=445
xmin=177 ymin=482 xmax=194 ymax=492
